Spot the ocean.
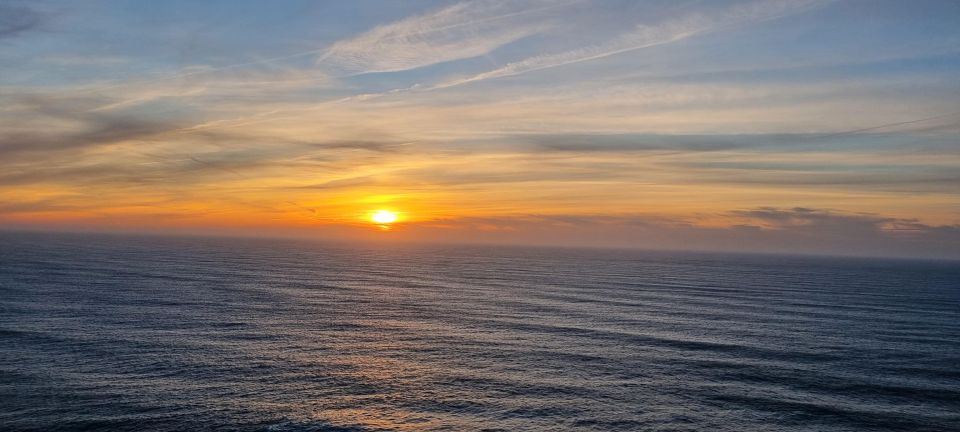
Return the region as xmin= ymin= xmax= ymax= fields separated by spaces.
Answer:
xmin=1 ymin=231 xmax=958 ymax=431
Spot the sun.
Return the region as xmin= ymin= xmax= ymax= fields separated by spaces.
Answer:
xmin=370 ymin=210 xmax=399 ymax=224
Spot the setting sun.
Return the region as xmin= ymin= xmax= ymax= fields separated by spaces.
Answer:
xmin=370 ymin=210 xmax=399 ymax=224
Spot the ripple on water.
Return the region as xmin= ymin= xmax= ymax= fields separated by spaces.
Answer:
xmin=1 ymin=231 xmax=958 ymax=431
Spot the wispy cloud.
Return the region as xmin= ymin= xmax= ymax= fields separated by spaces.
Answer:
xmin=0 ymin=1 xmax=45 ymax=40
xmin=318 ymin=0 xmax=569 ymax=74
xmin=431 ymin=0 xmax=829 ymax=89
xmin=0 ymin=113 xmax=185 ymax=157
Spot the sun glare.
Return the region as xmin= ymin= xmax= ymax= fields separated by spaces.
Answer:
xmin=371 ymin=210 xmax=399 ymax=224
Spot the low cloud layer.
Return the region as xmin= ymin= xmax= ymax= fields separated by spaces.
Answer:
xmin=396 ymin=208 xmax=960 ymax=259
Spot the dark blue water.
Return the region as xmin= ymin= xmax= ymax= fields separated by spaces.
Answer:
xmin=1 ymin=231 xmax=958 ymax=431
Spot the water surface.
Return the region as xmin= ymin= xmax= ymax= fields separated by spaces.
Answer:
xmin=1 ymin=231 xmax=958 ymax=431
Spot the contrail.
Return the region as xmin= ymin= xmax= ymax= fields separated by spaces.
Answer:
xmin=72 ymin=48 xmax=331 ymax=96
xmin=815 ymin=112 xmax=960 ymax=139
xmin=286 ymin=201 xmax=319 ymax=216
xmin=188 ymin=157 xmax=248 ymax=179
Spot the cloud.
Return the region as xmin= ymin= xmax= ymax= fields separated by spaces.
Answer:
xmin=0 ymin=122 xmax=409 ymax=188
xmin=523 ymin=133 xmax=806 ymax=152
xmin=726 ymin=207 xmax=960 ymax=252
xmin=514 ymin=117 xmax=960 ymax=153
xmin=0 ymin=114 xmax=186 ymax=156
xmin=297 ymin=175 xmax=380 ymax=190
xmin=0 ymin=90 xmax=419 ymax=188
xmin=306 ymin=139 xmax=410 ymax=153
xmin=0 ymin=1 xmax=45 ymax=40
xmin=0 ymin=93 xmax=204 ymax=165
xmin=686 ymin=165 xmax=960 ymax=193
xmin=431 ymin=0 xmax=828 ymax=89
xmin=724 ymin=207 xmax=960 ymax=251
xmin=731 ymin=206 xmax=883 ymax=227
xmin=0 ymin=163 xmax=161 ymax=187
xmin=405 ymin=207 xmax=960 ymax=259
xmin=0 ymin=198 xmax=79 ymax=213
xmin=319 ymin=0 xmax=565 ymax=74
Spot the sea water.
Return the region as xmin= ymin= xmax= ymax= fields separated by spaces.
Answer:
xmin=1 ymin=231 xmax=958 ymax=431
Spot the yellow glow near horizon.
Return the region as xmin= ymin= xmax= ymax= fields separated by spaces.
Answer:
xmin=370 ymin=210 xmax=399 ymax=225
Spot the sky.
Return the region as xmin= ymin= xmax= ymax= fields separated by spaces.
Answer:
xmin=1 ymin=0 xmax=959 ymax=258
